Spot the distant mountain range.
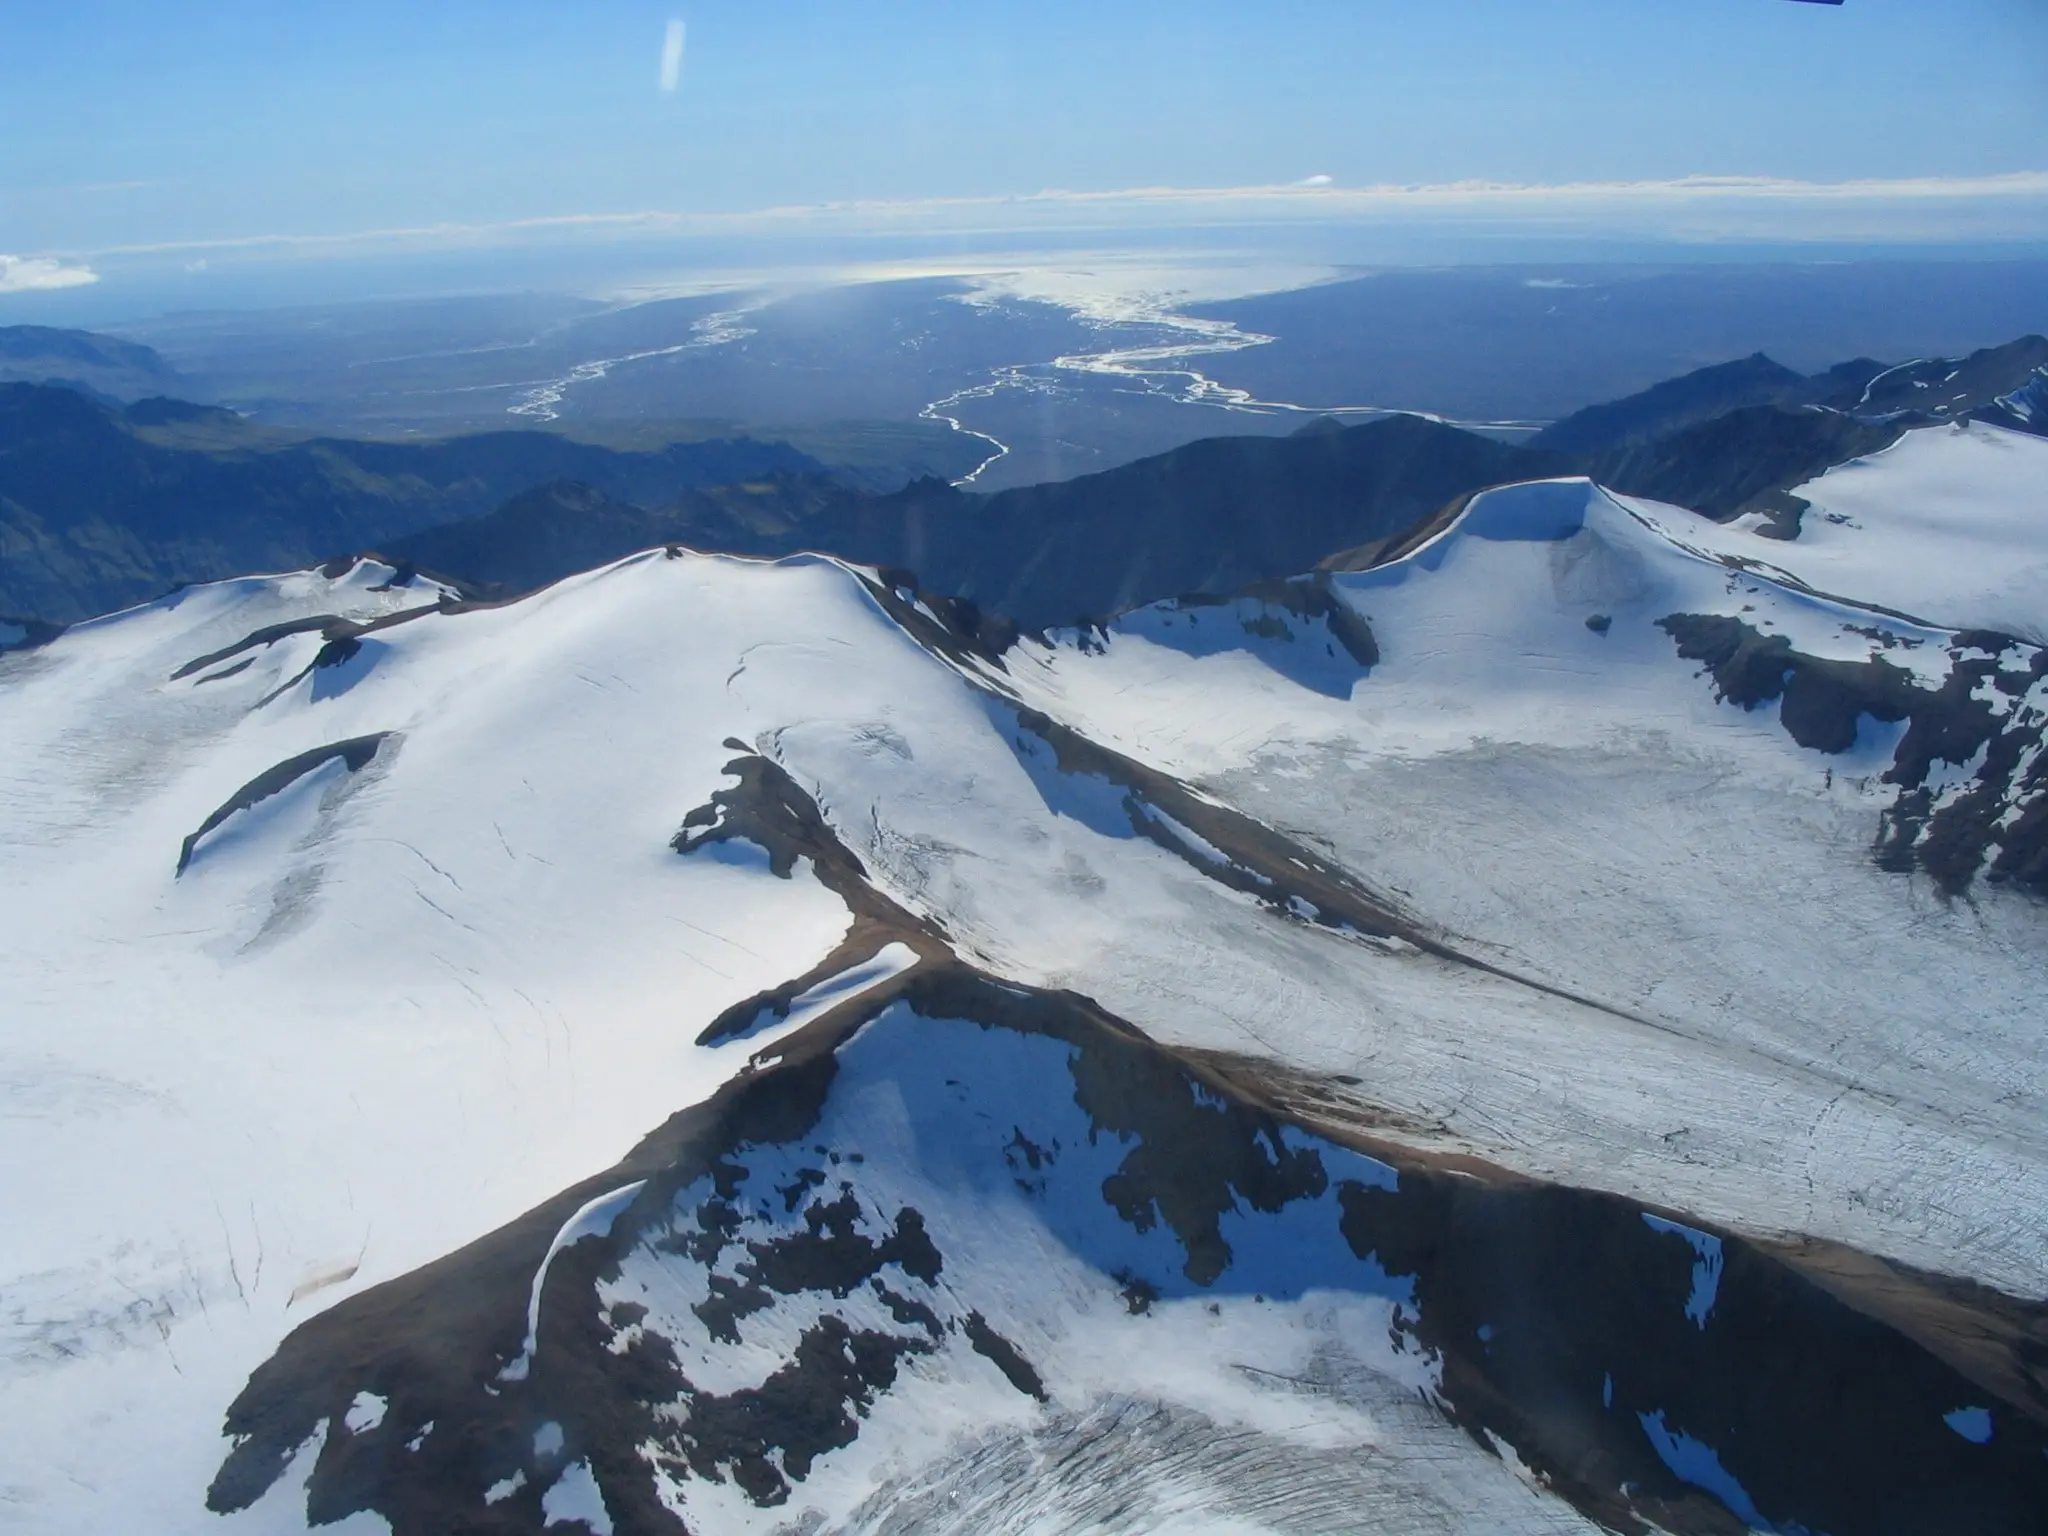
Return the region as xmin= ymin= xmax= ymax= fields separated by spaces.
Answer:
xmin=384 ymin=333 xmax=2048 ymax=628
xmin=388 ymin=415 xmax=1557 ymax=631
xmin=5 ymin=328 xmax=2045 ymax=630
xmin=1532 ymin=335 xmax=2048 ymax=453
xmin=0 ymin=324 xmax=196 ymax=404
xmin=1528 ymin=352 xmax=1884 ymax=453
xmin=0 ymin=384 xmax=827 ymax=621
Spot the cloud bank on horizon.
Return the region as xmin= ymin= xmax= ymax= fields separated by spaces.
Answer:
xmin=2 ymin=1 xmax=2043 ymax=311
xmin=39 ymin=169 xmax=2048 ymax=264
xmin=0 ymin=255 xmax=99 ymax=294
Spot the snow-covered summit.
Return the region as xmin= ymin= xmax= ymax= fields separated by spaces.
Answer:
xmin=1669 ymin=420 xmax=2048 ymax=638
xmin=3 ymin=486 xmax=2046 ymax=1533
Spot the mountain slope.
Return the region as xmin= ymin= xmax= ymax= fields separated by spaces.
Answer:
xmin=1530 ymin=352 xmax=1825 ymax=453
xmin=1007 ymin=479 xmax=2048 ymax=1278
xmin=1589 ymin=405 xmax=1904 ymax=525
xmin=13 ymin=333 xmax=2043 ymax=633
xmin=895 ymin=413 xmax=1567 ymax=628
xmin=1846 ymin=334 xmax=2048 ymax=426
xmin=1632 ymin=420 xmax=2048 ymax=637
xmin=208 ymin=756 xmax=2048 ymax=1536
xmin=1537 ymin=334 xmax=2048 ymax=459
xmin=0 ymin=382 xmax=828 ymax=621
xmin=359 ymin=338 xmax=2048 ymax=630
xmin=381 ymin=475 xmax=854 ymax=597
xmin=0 ymin=324 xmax=196 ymax=402
xmin=4 ymin=458 xmax=2047 ymax=1532
xmin=383 ymin=415 xmax=1572 ymax=629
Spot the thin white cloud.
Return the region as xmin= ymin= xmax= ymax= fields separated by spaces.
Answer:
xmin=65 ymin=169 xmax=2048 ymax=264
xmin=0 ymin=254 xmax=99 ymax=293
xmin=1294 ymin=174 xmax=1334 ymax=188
xmin=659 ymin=19 xmax=685 ymax=93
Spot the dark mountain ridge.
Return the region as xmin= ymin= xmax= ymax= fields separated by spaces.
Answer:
xmin=0 ymin=383 xmax=829 ymax=621
xmin=388 ymin=336 xmax=2045 ymax=632
xmin=8 ymin=333 xmax=2045 ymax=630
xmin=0 ymin=324 xmax=196 ymax=403
xmin=386 ymin=475 xmax=850 ymax=598
xmin=381 ymin=416 xmax=1570 ymax=631
xmin=1535 ymin=334 xmax=2048 ymax=454
xmin=1858 ymin=334 xmax=2048 ymax=429
xmin=1592 ymin=406 xmax=1905 ymax=531
xmin=1530 ymin=352 xmax=1877 ymax=453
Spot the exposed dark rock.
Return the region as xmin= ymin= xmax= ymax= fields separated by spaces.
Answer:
xmin=1877 ymin=640 xmax=2048 ymax=895
xmin=670 ymin=753 xmax=869 ymax=886
xmin=717 ymin=1195 xmax=941 ymax=1316
xmin=1167 ymin=575 xmax=1381 ymax=669
xmin=675 ymin=752 xmax=948 ymax=1050
xmin=176 ymin=733 xmax=392 ymax=873
xmin=962 ymin=1312 xmax=1048 ymax=1401
xmin=1660 ymin=613 xmax=2048 ymax=895
xmin=191 ymin=656 xmax=255 ymax=685
xmin=1337 ymin=1173 xmax=2048 ymax=1536
xmin=674 ymin=1317 xmax=929 ymax=1505
xmin=170 ymin=614 xmax=354 ymax=681
xmin=1596 ymin=407 xmax=1904 ymax=522
xmin=311 ymin=634 xmax=362 ymax=671
xmin=856 ymin=567 xmax=1021 ymax=670
xmin=1747 ymin=489 xmax=1809 ymax=540
xmin=1658 ymin=612 xmax=1919 ymax=752
xmin=872 ymin=1280 xmax=943 ymax=1336
xmin=1117 ymin=1272 xmax=1161 ymax=1315
xmin=1839 ymin=335 xmax=2048 ymax=434
xmin=1080 ymin=1046 xmax=1326 ymax=1287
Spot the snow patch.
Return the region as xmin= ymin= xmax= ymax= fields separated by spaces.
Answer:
xmin=1641 ymin=1214 xmax=1724 ymax=1330
xmin=721 ymin=942 xmax=920 ymax=1046
xmin=342 ymin=1391 xmax=387 ymax=1434
xmin=1637 ymin=1410 xmax=1764 ymax=1529
xmin=1945 ymin=1405 xmax=1994 ymax=1444
xmin=501 ymin=1181 xmax=647 ymax=1383
xmin=541 ymin=1460 xmax=614 ymax=1533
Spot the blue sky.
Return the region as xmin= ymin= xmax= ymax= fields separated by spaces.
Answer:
xmin=3 ymin=0 xmax=2045 ymax=306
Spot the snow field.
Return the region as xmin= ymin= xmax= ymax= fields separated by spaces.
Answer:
xmin=5 ymin=444 xmax=2047 ymax=1530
